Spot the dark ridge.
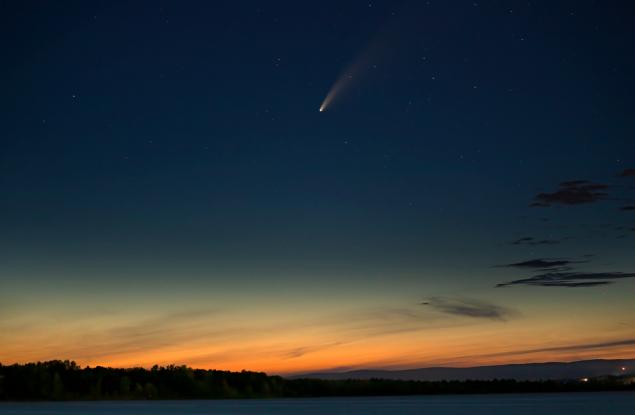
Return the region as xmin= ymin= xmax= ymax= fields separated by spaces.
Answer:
xmin=295 ymin=359 xmax=635 ymax=382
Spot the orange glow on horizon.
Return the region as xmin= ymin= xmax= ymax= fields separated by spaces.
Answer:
xmin=3 ymin=316 xmax=634 ymax=375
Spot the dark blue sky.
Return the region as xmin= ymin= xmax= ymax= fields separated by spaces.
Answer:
xmin=1 ymin=1 xmax=634 ymax=371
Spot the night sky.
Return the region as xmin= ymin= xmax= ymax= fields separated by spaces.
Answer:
xmin=1 ymin=0 xmax=634 ymax=374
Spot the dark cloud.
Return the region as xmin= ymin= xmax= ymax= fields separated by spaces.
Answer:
xmin=531 ymin=180 xmax=609 ymax=207
xmin=559 ymin=180 xmax=589 ymax=187
xmin=475 ymin=338 xmax=635 ymax=359
xmin=502 ymin=258 xmax=574 ymax=269
xmin=620 ymin=206 xmax=635 ymax=211
xmin=496 ymin=271 xmax=635 ymax=288
xmin=619 ymin=169 xmax=635 ymax=177
xmin=421 ymin=297 xmax=515 ymax=321
xmin=513 ymin=338 xmax=635 ymax=354
xmin=510 ymin=237 xmax=561 ymax=246
xmin=281 ymin=342 xmax=342 ymax=359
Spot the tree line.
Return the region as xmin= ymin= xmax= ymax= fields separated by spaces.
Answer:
xmin=0 ymin=360 xmax=632 ymax=400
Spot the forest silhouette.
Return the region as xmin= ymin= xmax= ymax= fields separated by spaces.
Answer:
xmin=1 ymin=361 xmax=633 ymax=400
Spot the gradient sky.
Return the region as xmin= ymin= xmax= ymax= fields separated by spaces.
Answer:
xmin=1 ymin=0 xmax=634 ymax=375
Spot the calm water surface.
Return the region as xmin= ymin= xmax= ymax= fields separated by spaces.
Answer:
xmin=1 ymin=392 xmax=633 ymax=414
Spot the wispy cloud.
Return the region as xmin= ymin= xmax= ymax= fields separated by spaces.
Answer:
xmin=281 ymin=342 xmax=343 ymax=359
xmin=501 ymin=258 xmax=576 ymax=269
xmin=480 ymin=338 xmax=635 ymax=358
xmin=531 ymin=180 xmax=609 ymax=207
xmin=496 ymin=271 xmax=635 ymax=288
xmin=510 ymin=237 xmax=562 ymax=246
xmin=421 ymin=297 xmax=516 ymax=321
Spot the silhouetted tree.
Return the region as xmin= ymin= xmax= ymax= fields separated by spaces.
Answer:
xmin=0 ymin=361 xmax=632 ymax=401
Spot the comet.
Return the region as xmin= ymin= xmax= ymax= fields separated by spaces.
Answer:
xmin=318 ymin=22 xmax=391 ymax=112
xmin=318 ymin=5 xmax=416 ymax=113
xmin=319 ymin=68 xmax=358 ymax=113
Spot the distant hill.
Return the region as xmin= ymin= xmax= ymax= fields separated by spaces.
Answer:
xmin=293 ymin=359 xmax=635 ymax=381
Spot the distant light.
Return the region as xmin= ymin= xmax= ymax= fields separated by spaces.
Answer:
xmin=580 ymin=378 xmax=589 ymax=382
xmin=621 ymin=367 xmax=626 ymax=371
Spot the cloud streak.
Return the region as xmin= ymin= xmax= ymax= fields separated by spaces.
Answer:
xmin=510 ymin=237 xmax=562 ymax=246
xmin=501 ymin=258 xmax=575 ymax=269
xmin=531 ymin=180 xmax=609 ymax=207
xmin=421 ymin=297 xmax=516 ymax=321
xmin=496 ymin=271 xmax=635 ymax=288
xmin=479 ymin=338 xmax=635 ymax=359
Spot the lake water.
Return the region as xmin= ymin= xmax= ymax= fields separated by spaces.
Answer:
xmin=1 ymin=392 xmax=633 ymax=414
